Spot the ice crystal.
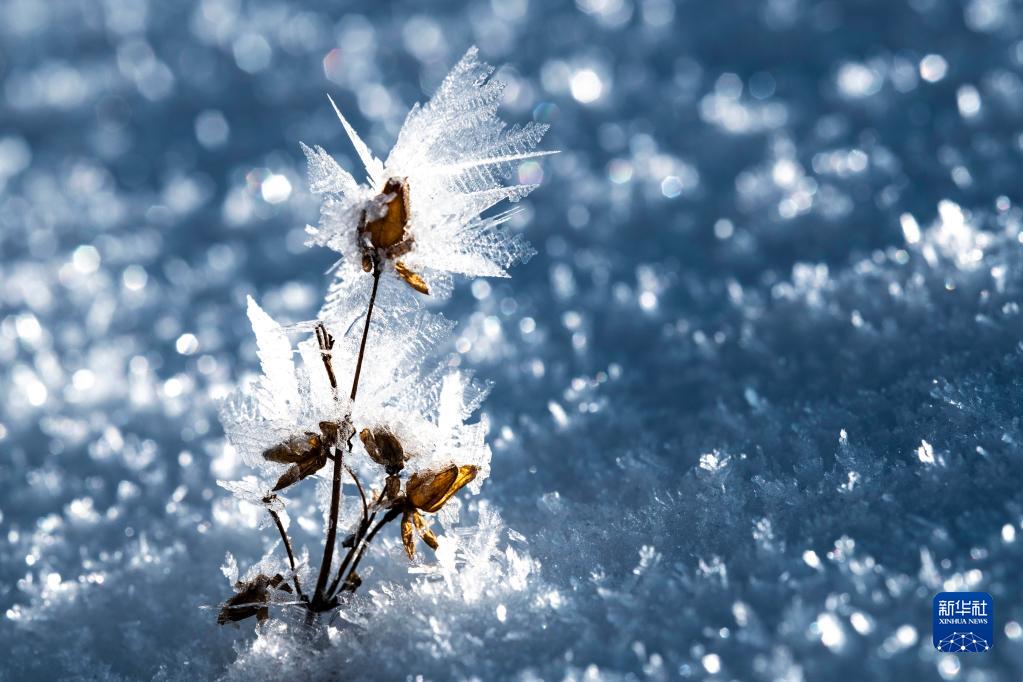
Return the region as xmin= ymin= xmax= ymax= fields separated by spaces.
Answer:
xmin=218 ymin=292 xmax=495 ymax=580
xmin=303 ymin=46 xmax=552 ymax=296
xmin=355 ymin=371 xmax=493 ymax=494
xmin=218 ymin=297 xmax=347 ymax=475
xmin=216 ymin=476 xmax=288 ymax=530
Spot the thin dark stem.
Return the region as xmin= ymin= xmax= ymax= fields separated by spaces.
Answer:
xmin=315 ymin=323 xmax=338 ymax=394
xmin=268 ymin=508 xmax=304 ymax=601
xmin=346 ymin=465 xmax=369 ymax=529
xmin=326 ymin=487 xmax=385 ymax=598
xmin=349 ymin=266 xmax=382 ymax=402
xmin=312 ymin=265 xmax=382 ymax=608
xmin=325 ymin=510 xmax=374 ymax=599
xmin=339 ymin=507 xmax=402 ymax=593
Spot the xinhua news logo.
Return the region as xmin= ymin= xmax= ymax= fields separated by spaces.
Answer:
xmin=933 ymin=592 xmax=993 ymax=653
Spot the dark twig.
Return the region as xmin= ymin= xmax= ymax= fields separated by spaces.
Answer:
xmin=326 ymin=511 xmax=374 ymax=599
xmin=339 ymin=507 xmax=402 ymax=593
xmin=346 ymin=464 xmax=369 ymax=529
xmin=312 ymin=264 xmax=382 ymax=609
xmin=315 ymin=323 xmax=338 ymax=394
xmin=349 ymin=264 xmax=382 ymax=403
xmin=326 ymin=486 xmax=385 ymax=599
xmin=268 ymin=508 xmax=304 ymax=601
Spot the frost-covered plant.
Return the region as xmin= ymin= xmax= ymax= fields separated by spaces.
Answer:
xmin=303 ymin=46 xmax=552 ymax=298
xmin=215 ymin=46 xmax=551 ymax=623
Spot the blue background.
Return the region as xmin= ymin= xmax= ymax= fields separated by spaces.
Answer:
xmin=2 ymin=0 xmax=1023 ymax=679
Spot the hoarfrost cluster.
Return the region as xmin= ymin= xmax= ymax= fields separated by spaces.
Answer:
xmin=215 ymin=45 xmax=549 ymax=629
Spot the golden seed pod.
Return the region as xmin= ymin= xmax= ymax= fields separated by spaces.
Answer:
xmin=364 ymin=178 xmax=409 ymax=250
xmin=395 ymin=261 xmax=429 ymax=294
xmin=406 ymin=464 xmax=479 ymax=514
xmin=357 ymin=177 xmax=430 ymax=294
xmin=359 ymin=427 xmax=408 ymax=474
xmin=400 ymin=508 xmax=416 ymax=560
xmin=413 ymin=510 xmax=439 ymax=550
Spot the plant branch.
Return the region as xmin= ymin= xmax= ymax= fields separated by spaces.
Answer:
xmin=339 ymin=507 xmax=402 ymax=593
xmin=346 ymin=464 xmax=369 ymax=529
xmin=312 ymin=264 xmax=383 ymax=608
xmin=349 ymin=265 xmax=382 ymax=403
xmin=326 ymin=510 xmax=374 ymax=599
xmin=326 ymin=486 xmax=386 ymax=599
xmin=268 ymin=508 xmax=304 ymax=601
xmin=315 ymin=323 xmax=338 ymax=394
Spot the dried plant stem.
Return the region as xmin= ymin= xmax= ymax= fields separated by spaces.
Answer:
xmin=312 ymin=264 xmax=383 ymax=610
xmin=348 ymin=265 xmax=382 ymax=404
xmin=346 ymin=464 xmax=369 ymax=529
xmin=315 ymin=323 xmax=337 ymax=395
xmin=268 ymin=508 xmax=304 ymax=601
xmin=339 ymin=507 xmax=402 ymax=593
xmin=325 ymin=510 xmax=374 ymax=598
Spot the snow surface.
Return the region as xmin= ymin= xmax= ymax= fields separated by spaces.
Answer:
xmin=3 ymin=0 xmax=1023 ymax=680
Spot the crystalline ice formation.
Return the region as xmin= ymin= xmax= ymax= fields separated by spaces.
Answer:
xmin=355 ymin=371 xmax=493 ymax=494
xmin=220 ymin=293 xmax=492 ymax=502
xmin=303 ymin=46 xmax=551 ymax=297
xmin=218 ymin=297 xmax=347 ymax=478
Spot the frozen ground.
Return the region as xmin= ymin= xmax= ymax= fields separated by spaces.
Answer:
xmin=3 ymin=0 xmax=1023 ymax=679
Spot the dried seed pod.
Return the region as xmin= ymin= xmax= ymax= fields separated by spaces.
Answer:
xmin=217 ymin=573 xmax=292 ymax=625
xmin=355 ymin=177 xmax=429 ymax=295
xmin=400 ymin=508 xmax=416 ymax=560
xmin=406 ymin=464 xmax=479 ymax=514
xmin=359 ymin=427 xmax=407 ymax=475
xmin=263 ymin=421 xmax=343 ymax=492
xmin=363 ymin=178 xmax=409 ymax=250
xmin=262 ymin=433 xmax=322 ymax=465
xmin=263 ymin=433 xmax=327 ymax=492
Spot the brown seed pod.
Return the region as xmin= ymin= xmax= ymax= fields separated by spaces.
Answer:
xmin=355 ymin=178 xmax=429 ymax=295
xmin=363 ymin=178 xmax=410 ymax=250
xmin=413 ymin=510 xmax=439 ymax=551
xmin=263 ymin=421 xmax=342 ymax=492
xmin=217 ymin=573 xmax=292 ymax=625
xmin=406 ymin=464 xmax=479 ymax=514
xmin=359 ymin=427 xmax=408 ymax=475
xmin=400 ymin=508 xmax=416 ymax=560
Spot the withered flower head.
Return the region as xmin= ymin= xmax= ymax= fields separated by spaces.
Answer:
xmin=359 ymin=427 xmax=408 ymax=475
xmin=303 ymin=47 xmax=552 ymax=299
xmin=217 ymin=573 xmax=291 ymax=625
xmin=406 ymin=464 xmax=479 ymax=514
xmin=358 ymin=178 xmax=428 ymax=294
xmin=263 ymin=421 xmax=343 ymax=492
xmin=399 ymin=464 xmax=478 ymax=560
